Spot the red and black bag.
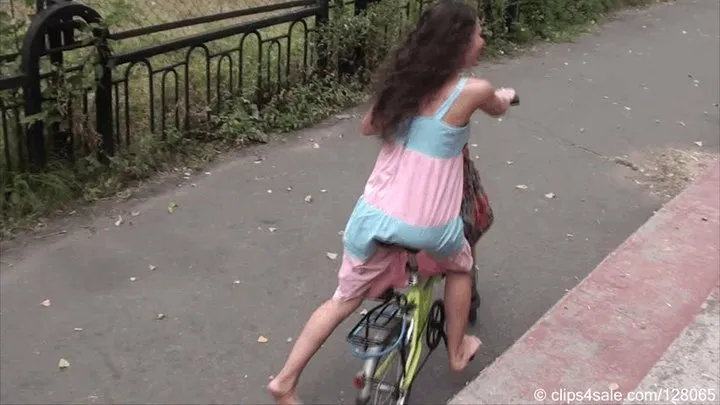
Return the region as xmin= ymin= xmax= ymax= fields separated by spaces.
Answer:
xmin=460 ymin=145 xmax=494 ymax=246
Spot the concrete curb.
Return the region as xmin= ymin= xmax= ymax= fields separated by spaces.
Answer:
xmin=449 ymin=162 xmax=720 ymax=405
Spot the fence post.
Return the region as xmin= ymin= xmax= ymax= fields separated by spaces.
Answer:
xmin=480 ymin=0 xmax=494 ymax=28
xmin=20 ymin=1 xmax=113 ymax=169
xmin=352 ymin=0 xmax=368 ymax=77
xmin=21 ymin=15 xmax=47 ymax=170
xmin=504 ymin=1 xmax=519 ymax=33
xmin=94 ymin=27 xmax=113 ymax=160
xmin=315 ymin=0 xmax=330 ymax=75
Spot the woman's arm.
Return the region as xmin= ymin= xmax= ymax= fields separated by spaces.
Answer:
xmin=466 ymin=79 xmax=515 ymax=117
xmin=361 ymin=106 xmax=378 ymax=136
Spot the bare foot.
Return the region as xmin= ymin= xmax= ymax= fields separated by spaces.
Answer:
xmin=450 ymin=335 xmax=482 ymax=372
xmin=267 ymin=377 xmax=301 ymax=405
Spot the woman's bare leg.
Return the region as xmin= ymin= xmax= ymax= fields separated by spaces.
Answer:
xmin=444 ymin=271 xmax=482 ymax=371
xmin=268 ymin=297 xmax=363 ymax=405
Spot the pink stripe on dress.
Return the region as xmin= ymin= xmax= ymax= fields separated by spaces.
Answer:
xmin=363 ymin=142 xmax=463 ymax=228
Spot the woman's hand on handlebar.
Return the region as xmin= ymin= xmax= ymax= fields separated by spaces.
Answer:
xmin=495 ymin=87 xmax=516 ymax=109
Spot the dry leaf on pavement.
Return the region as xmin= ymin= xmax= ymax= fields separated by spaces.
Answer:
xmin=326 ymin=252 xmax=338 ymax=260
xmin=41 ymin=299 xmax=51 ymax=307
xmin=58 ymin=358 xmax=70 ymax=369
xmin=257 ymin=336 xmax=268 ymax=343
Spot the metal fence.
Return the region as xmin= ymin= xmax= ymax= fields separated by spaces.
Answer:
xmin=0 ymin=0 xmax=519 ymax=173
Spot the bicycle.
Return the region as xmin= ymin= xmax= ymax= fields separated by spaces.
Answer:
xmin=346 ymin=95 xmax=519 ymax=405
xmin=347 ymin=244 xmax=450 ymax=405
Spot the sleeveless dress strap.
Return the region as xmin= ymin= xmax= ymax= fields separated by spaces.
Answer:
xmin=434 ymin=77 xmax=469 ymax=120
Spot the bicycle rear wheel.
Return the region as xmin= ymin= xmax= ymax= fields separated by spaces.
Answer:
xmin=356 ymin=347 xmax=412 ymax=405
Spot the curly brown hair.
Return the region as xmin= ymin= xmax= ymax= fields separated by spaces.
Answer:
xmin=370 ymin=0 xmax=479 ymax=141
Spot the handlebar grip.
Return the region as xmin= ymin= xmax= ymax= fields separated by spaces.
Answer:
xmin=510 ymin=94 xmax=520 ymax=106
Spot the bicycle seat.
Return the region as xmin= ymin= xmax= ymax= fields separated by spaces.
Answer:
xmin=375 ymin=241 xmax=420 ymax=255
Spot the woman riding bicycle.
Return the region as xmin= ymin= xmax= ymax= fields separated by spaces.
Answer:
xmin=268 ymin=1 xmax=516 ymax=403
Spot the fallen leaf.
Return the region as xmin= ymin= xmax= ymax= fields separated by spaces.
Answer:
xmin=73 ymin=327 xmax=84 ymax=331
xmin=304 ymin=195 xmax=313 ymax=203
xmin=234 ymin=280 xmax=240 ymax=284
xmin=41 ymin=299 xmax=51 ymax=307
xmin=566 ymin=233 xmax=575 ymax=240
xmin=624 ymin=106 xmax=632 ymax=111
xmin=286 ymin=337 xmax=293 ymax=343
xmin=312 ymin=143 xmax=320 ymax=149
xmin=130 ymin=277 xmax=137 ymax=282
xmin=114 ymin=216 xmax=123 ymax=227
xmin=326 ymin=252 xmax=338 ymax=260
xmin=694 ymin=141 xmax=703 ymax=147
xmin=131 ymin=211 xmax=140 ymax=217
xmin=515 ymin=184 xmax=528 ymax=190
xmin=156 ymin=313 xmax=167 ymax=320
xmin=257 ymin=335 xmax=269 ymax=343
xmin=320 ymin=189 xmax=327 ymax=193
xmin=545 ymin=192 xmax=556 ymax=199
xmin=506 ymin=161 xmax=514 ymax=165
xmin=58 ymin=358 xmax=70 ymax=369
xmin=168 ymin=202 xmax=178 ymax=213
xmin=267 ymin=189 xmax=273 ymax=194
xmin=677 ymin=121 xmax=686 ymax=127
xmin=268 ymin=227 xmax=277 ymax=233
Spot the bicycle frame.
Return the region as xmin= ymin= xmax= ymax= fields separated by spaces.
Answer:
xmin=373 ymin=272 xmax=442 ymax=391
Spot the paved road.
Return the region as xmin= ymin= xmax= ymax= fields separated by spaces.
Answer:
xmin=1 ymin=1 xmax=718 ymax=404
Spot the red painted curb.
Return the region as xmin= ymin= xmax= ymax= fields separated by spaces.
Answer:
xmin=449 ymin=162 xmax=720 ymax=405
